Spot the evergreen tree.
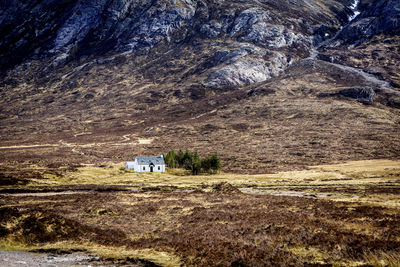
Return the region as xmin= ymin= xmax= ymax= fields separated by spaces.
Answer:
xmin=210 ymin=153 xmax=221 ymax=173
xmin=164 ymin=150 xmax=176 ymax=168
xmin=191 ymin=151 xmax=201 ymax=175
xmin=176 ymin=149 xmax=185 ymax=168
xmin=163 ymin=149 xmax=221 ymax=174
xmin=201 ymin=156 xmax=212 ymax=173
xmin=183 ymin=149 xmax=193 ymax=170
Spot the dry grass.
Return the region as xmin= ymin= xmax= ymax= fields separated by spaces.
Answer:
xmin=0 ymin=159 xmax=399 ymax=265
xmin=1 ymin=187 xmax=400 ymax=266
xmin=1 ymin=44 xmax=399 ymax=175
xmin=2 ymin=159 xmax=399 ymax=207
xmin=19 ymin=159 xmax=400 ymax=188
xmin=0 ymin=241 xmax=181 ymax=267
xmin=362 ymin=251 xmax=400 ymax=267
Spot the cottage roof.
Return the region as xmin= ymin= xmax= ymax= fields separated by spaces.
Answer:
xmin=136 ymin=156 xmax=165 ymax=165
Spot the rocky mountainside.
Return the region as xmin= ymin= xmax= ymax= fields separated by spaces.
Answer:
xmin=0 ymin=0 xmax=399 ymax=173
xmin=1 ymin=0 xmax=350 ymax=83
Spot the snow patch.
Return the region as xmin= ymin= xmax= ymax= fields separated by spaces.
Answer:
xmin=348 ymin=0 xmax=360 ymax=21
xmin=54 ymin=53 xmax=68 ymax=63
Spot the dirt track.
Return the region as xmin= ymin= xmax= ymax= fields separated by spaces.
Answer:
xmin=0 ymin=250 xmax=154 ymax=266
xmin=0 ymin=250 xmax=98 ymax=266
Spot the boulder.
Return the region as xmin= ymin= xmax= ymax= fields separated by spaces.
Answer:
xmin=339 ymin=87 xmax=376 ymax=103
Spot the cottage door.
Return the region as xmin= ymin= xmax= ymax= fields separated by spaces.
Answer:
xmin=150 ymin=166 xmax=154 ymax=172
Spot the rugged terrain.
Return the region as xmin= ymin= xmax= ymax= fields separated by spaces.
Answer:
xmin=0 ymin=160 xmax=400 ymax=266
xmin=1 ymin=1 xmax=400 ymax=265
xmin=0 ymin=0 xmax=399 ymax=173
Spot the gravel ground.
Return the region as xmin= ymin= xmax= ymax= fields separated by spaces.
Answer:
xmin=0 ymin=250 xmax=155 ymax=266
xmin=0 ymin=250 xmax=99 ymax=266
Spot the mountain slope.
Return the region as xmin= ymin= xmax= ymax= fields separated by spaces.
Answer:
xmin=0 ymin=0 xmax=399 ymax=173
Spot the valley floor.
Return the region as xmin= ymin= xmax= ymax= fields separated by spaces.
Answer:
xmin=0 ymin=160 xmax=399 ymax=266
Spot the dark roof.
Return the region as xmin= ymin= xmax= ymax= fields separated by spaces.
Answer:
xmin=136 ymin=156 xmax=165 ymax=165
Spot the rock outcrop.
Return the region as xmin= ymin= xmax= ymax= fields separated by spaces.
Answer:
xmin=332 ymin=0 xmax=400 ymax=45
xmin=205 ymin=46 xmax=290 ymax=88
xmin=202 ymin=6 xmax=310 ymax=87
xmin=0 ymin=0 xmax=398 ymax=89
xmin=0 ymin=0 xmax=344 ymax=87
xmin=0 ymin=0 xmax=198 ymax=69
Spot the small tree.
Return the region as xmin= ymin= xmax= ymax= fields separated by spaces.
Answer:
xmin=201 ymin=156 xmax=212 ymax=173
xmin=176 ymin=149 xmax=185 ymax=168
xmin=190 ymin=152 xmax=201 ymax=175
xmin=182 ymin=150 xmax=196 ymax=170
xmin=210 ymin=153 xmax=221 ymax=174
xmin=164 ymin=150 xmax=176 ymax=168
xmin=163 ymin=149 xmax=221 ymax=175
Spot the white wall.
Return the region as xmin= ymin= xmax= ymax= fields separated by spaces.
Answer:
xmin=135 ymin=164 xmax=165 ymax=172
xmin=128 ymin=158 xmax=165 ymax=172
xmin=125 ymin=162 xmax=135 ymax=169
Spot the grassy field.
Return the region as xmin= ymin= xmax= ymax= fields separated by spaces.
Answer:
xmin=0 ymin=159 xmax=400 ymax=266
xmin=17 ymin=159 xmax=400 ymax=186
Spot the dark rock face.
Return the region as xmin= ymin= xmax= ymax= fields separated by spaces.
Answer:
xmin=0 ymin=0 xmax=349 ymax=87
xmin=0 ymin=0 xmax=398 ymax=88
xmin=313 ymin=25 xmax=338 ymax=46
xmin=335 ymin=0 xmax=400 ymax=45
xmin=0 ymin=0 xmax=77 ymax=70
xmin=0 ymin=0 xmax=198 ymax=70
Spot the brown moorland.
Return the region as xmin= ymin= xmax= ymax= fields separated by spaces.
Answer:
xmin=1 ymin=57 xmax=399 ymax=174
xmin=0 ymin=160 xmax=399 ymax=266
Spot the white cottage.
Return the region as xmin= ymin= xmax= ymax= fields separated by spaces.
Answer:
xmin=125 ymin=155 xmax=165 ymax=172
